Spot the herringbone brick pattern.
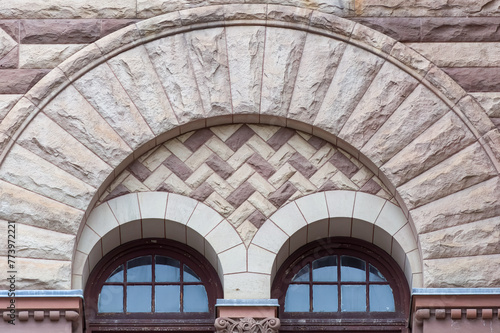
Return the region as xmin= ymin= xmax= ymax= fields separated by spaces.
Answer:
xmin=98 ymin=124 xmax=396 ymax=242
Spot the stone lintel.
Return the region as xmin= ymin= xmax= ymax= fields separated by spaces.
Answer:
xmin=216 ymin=299 xmax=279 ymax=318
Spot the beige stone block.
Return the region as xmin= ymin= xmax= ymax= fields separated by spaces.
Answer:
xmin=0 ymin=97 xmax=37 ymax=155
xmin=372 ymin=225 xmax=393 ymax=255
xmin=206 ymin=220 xmax=242 ymax=254
xmin=18 ymin=112 xmax=113 ymax=189
xmin=72 ymin=250 xmax=87 ymax=278
xmin=185 ymin=28 xmax=232 ymax=118
xmin=145 ymin=34 xmax=205 ymax=124
xmin=138 ymin=192 xmax=168 ymax=220
xmin=143 ymin=165 xmax=172 ymax=190
xmin=398 ymin=143 xmax=497 ymax=209
xmin=107 ymin=193 xmax=140 ymax=225
xmin=165 ymin=138 xmax=193 ymax=162
xmin=362 ymin=84 xmax=450 ymax=165
xmin=0 ymin=258 xmax=71 ymax=290
xmin=381 ymin=112 xmax=476 ymax=187
xmin=357 ymin=0 xmax=500 ymax=16
xmin=287 ymin=133 xmax=317 ymax=159
xmin=0 ymin=222 xmax=74 ymax=261
xmin=205 ymin=191 xmax=234 ymax=218
xmin=288 ymin=225 xmax=307 ymax=255
xmin=205 ymin=173 xmax=233 ymax=198
xmin=19 ymin=44 xmax=85 ymax=69
xmin=375 ymin=201 xmax=407 ymax=236
xmin=223 ymin=272 xmax=271 ymax=299
xmin=393 ymin=223 xmax=418 ymax=253
xmin=315 ymin=44 xmax=385 ymax=135
xmin=471 ymin=92 xmax=500 ymax=118
xmin=226 ymin=164 xmax=254 ymax=189
xmin=120 ymin=219 xmax=141 ymax=244
xmin=107 ymin=45 xmax=179 ymax=135
xmin=57 ymin=43 xmax=103 ymax=82
xmin=236 ymin=220 xmax=258 ymax=247
xmin=307 ymin=218 xmax=329 ymax=242
xmin=339 ymin=61 xmax=419 ymax=149
xmin=248 ymin=124 xmax=280 ymax=141
xmin=86 ymin=202 xmax=119 ymax=237
xmin=185 ymin=163 xmax=213 ymax=188
xmin=77 ymin=225 xmax=100 ymax=255
xmin=218 ymin=244 xmax=247 ymax=275
xmin=423 ymin=65 xmax=467 ymax=105
xmin=350 ymin=167 xmax=374 ymax=187
xmin=228 ymin=201 xmax=255 ymax=229
xmin=247 ymin=172 xmax=276 ymax=197
xmin=0 ymin=28 xmax=16 ymax=59
xmin=184 ymin=145 xmax=213 ymax=170
xmin=165 ymin=220 xmax=187 ymax=244
xmin=268 ymin=163 xmax=296 ymax=189
xmin=88 ymin=241 xmax=103 ymax=271
xmin=121 ymin=174 xmax=150 ymax=192
xmin=101 ymin=227 xmax=120 ymax=256
xmin=407 ymin=42 xmax=500 ymax=68
xmin=165 ymin=193 xmax=198 ymax=225
xmin=43 ymin=84 xmax=132 ymax=167
xmin=424 ymin=254 xmax=500 ymax=288
xmin=0 ymin=0 xmax=136 ymax=18
xmin=247 ymin=191 xmax=277 ymax=217
xmin=455 ymin=94 xmax=496 ymax=136
xmin=210 ymin=124 xmax=241 ymax=142
xmin=391 ymin=240 xmax=406 ymax=273
xmin=270 ymin=202 xmax=307 ymax=236
xmin=73 ymin=64 xmax=155 ymax=149
xmin=421 ymin=216 xmax=500 ymax=260
xmin=142 ymin=219 xmax=165 ymax=239
xmin=248 ymin=244 xmax=275 ymax=274
xmin=329 ymin=170 xmax=359 ymax=190
xmin=310 ymin=144 xmax=336 ymax=168
xmin=226 ymin=144 xmax=254 ymax=169
xmin=310 ymin=162 xmax=338 ymax=188
xmin=295 ymin=192 xmax=329 ymax=224
xmin=187 ymin=203 xmax=223 ymax=237
xmin=226 ymin=25 xmax=265 ymax=115
xmin=261 ymin=27 xmax=306 ymax=119
xmin=268 ymin=143 xmax=297 ymax=169
xmin=325 ymin=190 xmax=355 ymax=219
xmin=411 ymin=177 xmax=500 ymax=234
xmin=0 ymin=95 xmax=22 ymax=122
xmin=142 ymin=145 xmax=171 ymax=171
xmin=245 ymin=135 xmax=275 ymax=160
xmin=288 ymin=171 xmax=317 ymax=195
xmin=329 ymin=217 xmax=351 ymax=237
xmin=288 ymin=34 xmax=346 ymax=123
xmin=351 ymin=219 xmax=374 ymax=243
xmin=390 ymin=42 xmax=432 ymax=78
xmin=0 ymin=180 xmax=82 ymax=234
xmin=350 ymin=21 xmax=397 ymax=56
xmin=0 ymin=144 xmax=95 ymax=210
xmin=252 ymin=220 xmax=289 ymax=253
xmin=163 ymin=173 xmax=192 ymax=196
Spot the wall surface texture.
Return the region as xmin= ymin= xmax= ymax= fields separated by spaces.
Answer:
xmin=0 ymin=1 xmax=500 ymax=332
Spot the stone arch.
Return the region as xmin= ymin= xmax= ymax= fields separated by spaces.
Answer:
xmin=249 ymin=191 xmax=420 ymax=299
xmin=0 ymin=4 xmax=499 ymax=290
xmin=73 ymin=192 xmax=243 ymax=296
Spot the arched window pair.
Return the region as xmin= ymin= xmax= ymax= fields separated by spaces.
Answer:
xmin=85 ymin=238 xmax=409 ymax=332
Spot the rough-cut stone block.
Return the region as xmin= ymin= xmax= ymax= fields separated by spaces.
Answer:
xmin=0 ymin=180 xmax=83 ymax=234
xmin=43 ymin=84 xmax=132 ymax=167
xmin=412 ymin=177 xmax=500 ymax=234
xmin=0 ymin=97 xmax=37 ymax=154
xmin=0 ymin=0 xmax=136 ymax=19
xmin=185 ymin=28 xmax=232 ymax=118
xmin=266 ymin=4 xmax=311 ymax=25
xmin=0 ymin=27 xmax=16 ymax=59
xmin=0 ymin=69 xmax=50 ymax=94
xmin=72 ymin=63 xmax=155 ymax=149
xmin=390 ymin=42 xmax=432 ymax=78
xmin=0 ymin=20 xmax=19 ymax=40
xmin=482 ymin=129 xmax=500 ymax=168
xmin=351 ymin=17 xmax=420 ymax=42
xmin=223 ymin=4 xmax=267 ymax=21
xmin=362 ymin=84 xmax=450 ymax=165
xmin=0 ymin=144 xmax=95 ymax=210
xmin=0 ymin=45 xmax=17 ymax=69
xmin=107 ymin=45 xmax=178 ymax=135
xmin=398 ymin=143 xmax=497 ymax=210
xmin=441 ymin=67 xmax=500 ymax=92
xmin=339 ymin=61 xmax=418 ymax=149
xmin=101 ymin=19 xmax=138 ymax=37
xmin=0 ymin=222 xmax=74 ymax=260
xmin=424 ymin=254 xmax=500 ymax=288
xmin=310 ymin=10 xmax=356 ymax=39
xmin=17 ymin=113 xmax=113 ymax=188
xmin=455 ymin=94 xmax=496 ymax=136
xmin=314 ymin=44 xmax=385 ymax=135
xmin=0 ymin=257 xmax=71 ymax=289
xmin=421 ymin=17 xmax=500 ymax=42
xmin=226 ymin=25 xmax=264 ymax=115
xmin=471 ymin=92 xmax=500 ymax=118
xmin=288 ymin=34 xmax=346 ymax=124
xmin=19 ymin=44 xmax=85 ymax=69
xmin=350 ymin=21 xmax=397 ymax=56
xmin=145 ymin=34 xmax=204 ymax=124
xmin=421 ymin=216 xmax=500 ymax=260
xmin=20 ymin=19 xmax=100 ymax=44
xmin=0 ymin=94 xmax=22 ymax=122
xmin=260 ymin=27 xmax=306 ymax=119
xmin=381 ymin=112 xmax=476 ymax=187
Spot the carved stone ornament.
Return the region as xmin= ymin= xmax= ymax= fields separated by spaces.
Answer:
xmin=215 ymin=317 xmax=281 ymax=333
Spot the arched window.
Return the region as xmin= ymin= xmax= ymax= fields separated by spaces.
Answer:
xmin=84 ymin=239 xmax=222 ymax=333
xmin=272 ymin=238 xmax=410 ymax=332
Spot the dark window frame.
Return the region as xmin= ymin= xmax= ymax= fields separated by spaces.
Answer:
xmin=272 ymin=237 xmax=410 ymax=332
xmin=84 ymin=238 xmax=223 ymax=332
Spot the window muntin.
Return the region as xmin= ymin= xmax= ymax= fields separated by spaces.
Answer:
xmin=284 ymin=254 xmax=395 ymax=313
xmin=98 ymin=255 xmax=208 ymax=314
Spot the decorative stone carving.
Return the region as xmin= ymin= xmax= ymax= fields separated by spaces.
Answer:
xmin=215 ymin=317 xmax=280 ymax=333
